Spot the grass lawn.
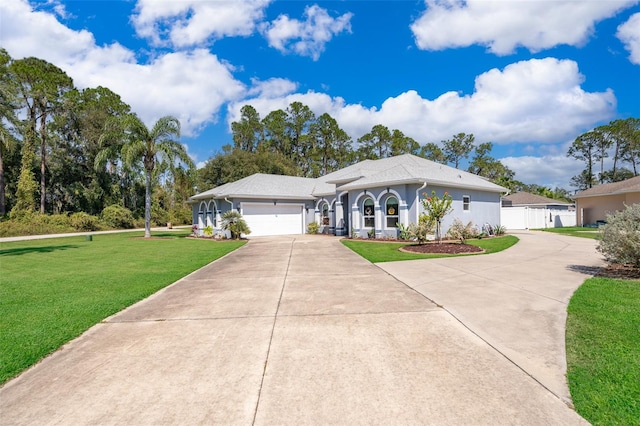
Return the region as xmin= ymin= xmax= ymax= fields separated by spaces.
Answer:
xmin=566 ymin=277 xmax=640 ymax=425
xmin=537 ymin=227 xmax=600 ymax=239
xmin=0 ymin=231 xmax=245 ymax=384
xmin=341 ymin=235 xmax=519 ymax=263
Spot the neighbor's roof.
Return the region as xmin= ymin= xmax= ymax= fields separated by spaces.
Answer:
xmin=190 ymin=173 xmax=318 ymax=201
xmin=191 ymin=154 xmax=507 ymax=201
xmin=573 ymin=175 xmax=640 ymax=199
xmin=502 ymin=192 xmax=573 ymax=206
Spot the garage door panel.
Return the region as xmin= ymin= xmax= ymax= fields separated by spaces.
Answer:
xmin=242 ymin=203 xmax=303 ymax=237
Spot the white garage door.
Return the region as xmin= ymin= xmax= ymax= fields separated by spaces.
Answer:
xmin=241 ymin=203 xmax=304 ymax=237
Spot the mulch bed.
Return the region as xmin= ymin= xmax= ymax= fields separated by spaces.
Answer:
xmin=400 ymin=242 xmax=484 ymax=255
xmin=595 ymin=264 xmax=640 ymax=280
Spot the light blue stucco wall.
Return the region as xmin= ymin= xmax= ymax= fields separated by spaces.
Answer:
xmin=412 ymin=185 xmax=502 ymax=235
xmin=192 ymin=184 xmax=502 ymax=238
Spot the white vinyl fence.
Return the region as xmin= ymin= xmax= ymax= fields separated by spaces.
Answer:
xmin=500 ymin=207 xmax=576 ymax=230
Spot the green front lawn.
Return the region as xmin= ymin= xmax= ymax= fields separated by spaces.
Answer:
xmin=341 ymin=235 xmax=519 ymax=263
xmin=0 ymin=231 xmax=245 ymax=384
xmin=538 ymin=227 xmax=600 ymax=239
xmin=566 ymin=277 xmax=640 ymax=425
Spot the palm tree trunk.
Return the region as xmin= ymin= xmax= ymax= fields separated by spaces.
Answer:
xmin=144 ymin=169 xmax=151 ymax=238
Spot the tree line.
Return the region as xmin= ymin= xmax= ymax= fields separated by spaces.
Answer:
xmin=198 ymin=103 xmax=573 ymax=200
xmin=0 ymin=49 xmax=194 ymax=233
xmin=567 ymin=118 xmax=640 ymax=190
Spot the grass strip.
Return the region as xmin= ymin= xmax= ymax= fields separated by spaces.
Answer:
xmin=537 ymin=227 xmax=600 ymax=239
xmin=566 ymin=277 xmax=640 ymax=425
xmin=0 ymin=231 xmax=245 ymax=384
xmin=341 ymin=235 xmax=518 ymax=263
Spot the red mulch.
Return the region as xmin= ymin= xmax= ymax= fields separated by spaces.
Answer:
xmin=401 ymin=242 xmax=484 ymax=254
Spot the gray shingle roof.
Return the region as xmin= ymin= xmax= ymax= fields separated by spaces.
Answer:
xmin=502 ymin=192 xmax=572 ymax=206
xmin=573 ymin=175 xmax=640 ymax=198
xmin=190 ymin=174 xmax=318 ymax=201
xmin=331 ymin=154 xmax=506 ymax=193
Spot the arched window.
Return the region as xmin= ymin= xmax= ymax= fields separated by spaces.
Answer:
xmin=321 ymin=202 xmax=329 ymax=225
xmin=198 ymin=202 xmax=206 ymax=228
xmin=385 ymin=196 xmax=399 ymax=228
xmin=363 ymin=198 xmax=375 ymax=228
xmin=207 ymin=201 xmax=216 ymax=227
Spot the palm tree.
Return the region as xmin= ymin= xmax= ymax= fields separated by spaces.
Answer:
xmin=97 ymin=114 xmax=194 ymax=238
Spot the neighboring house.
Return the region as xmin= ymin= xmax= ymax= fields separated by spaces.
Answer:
xmin=189 ymin=154 xmax=507 ymax=238
xmin=500 ymin=192 xmax=575 ymax=229
xmin=573 ymin=175 xmax=640 ymax=226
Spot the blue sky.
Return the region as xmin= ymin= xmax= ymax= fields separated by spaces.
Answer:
xmin=1 ymin=0 xmax=639 ymax=189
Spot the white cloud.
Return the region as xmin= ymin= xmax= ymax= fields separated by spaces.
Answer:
xmin=230 ymin=58 xmax=616 ymax=147
xmin=617 ymin=12 xmax=640 ymax=64
xmin=501 ymin=155 xmax=585 ymax=189
xmin=132 ymin=0 xmax=272 ymax=47
xmin=411 ymin=0 xmax=636 ymax=55
xmin=261 ymin=4 xmax=353 ymax=60
xmin=247 ymin=78 xmax=298 ymax=98
xmin=0 ymin=0 xmax=245 ymax=137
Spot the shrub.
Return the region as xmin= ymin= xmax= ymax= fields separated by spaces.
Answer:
xmin=446 ymin=219 xmax=479 ymax=243
xmin=597 ymin=204 xmax=640 ymax=267
xmin=0 ymin=212 xmax=75 ymax=237
xmin=203 ymin=225 xmax=213 ymax=237
xmin=397 ymin=223 xmax=412 ymax=240
xmin=221 ymin=210 xmax=251 ymax=239
xmin=151 ymin=204 xmax=169 ymax=226
xmin=169 ymin=206 xmax=192 ymax=225
xmin=70 ymin=212 xmax=102 ymax=231
xmin=307 ymin=222 xmax=320 ymax=234
xmin=494 ymin=224 xmax=506 ymax=236
xmin=406 ymin=214 xmax=436 ymax=244
xmin=101 ymin=205 xmax=135 ymax=229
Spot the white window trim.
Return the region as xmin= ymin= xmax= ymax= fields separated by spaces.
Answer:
xmin=362 ymin=198 xmax=375 ymax=229
xmin=463 ymin=195 xmax=471 ymax=212
xmin=384 ymin=196 xmax=399 ymax=229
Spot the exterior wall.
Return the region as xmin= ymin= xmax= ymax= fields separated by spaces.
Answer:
xmin=191 ymin=184 xmax=504 ymax=238
xmin=192 ymin=197 xmax=315 ymax=237
xmin=576 ymin=192 xmax=640 ymax=226
xmin=349 ymin=185 xmax=411 ymax=238
xmin=576 ymin=194 xmax=626 ymax=226
xmin=420 ymin=185 xmax=502 ymax=234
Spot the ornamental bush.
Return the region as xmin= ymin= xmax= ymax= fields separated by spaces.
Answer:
xmin=421 ymin=190 xmax=453 ymax=243
xmin=446 ymin=218 xmax=479 ymax=243
xmin=221 ymin=210 xmax=251 ymax=239
xmin=597 ymin=204 xmax=640 ymax=267
xmin=307 ymin=222 xmax=320 ymax=234
xmin=101 ymin=205 xmax=135 ymax=229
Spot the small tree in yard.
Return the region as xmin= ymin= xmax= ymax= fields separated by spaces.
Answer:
xmin=221 ymin=210 xmax=251 ymax=240
xmin=421 ymin=190 xmax=453 ymax=243
xmin=597 ymin=204 xmax=640 ymax=267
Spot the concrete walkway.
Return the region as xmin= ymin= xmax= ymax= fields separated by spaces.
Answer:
xmin=0 ymin=232 xmax=600 ymax=424
xmin=0 ymin=226 xmax=189 ymax=243
xmin=378 ymin=230 xmax=605 ymax=405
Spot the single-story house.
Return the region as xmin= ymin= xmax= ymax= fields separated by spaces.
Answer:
xmin=500 ymin=192 xmax=575 ymax=229
xmin=189 ymin=154 xmax=507 ymax=238
xmin=573 ymin=175 xmax=640 ymax=226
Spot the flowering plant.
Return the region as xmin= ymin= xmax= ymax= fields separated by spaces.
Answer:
xmin=421 ymin=190 xmax=453 ymax=243
xmin=191 ymin=224 xmax=199 ymax=237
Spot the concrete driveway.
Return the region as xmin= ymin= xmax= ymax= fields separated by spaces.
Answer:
xmin=0 ymin=232 xmax=601 ymax=425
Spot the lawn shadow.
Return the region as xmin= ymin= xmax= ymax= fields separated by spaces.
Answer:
xmin=0 ymin=245 xmax=80 ymax=257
